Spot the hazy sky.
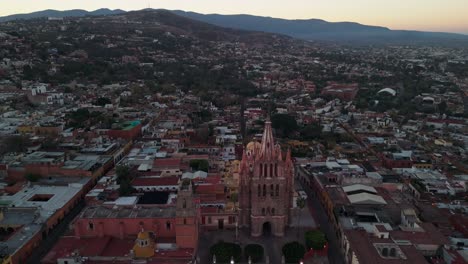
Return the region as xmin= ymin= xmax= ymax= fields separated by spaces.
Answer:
xmin=1 ymin=0 xmax=467 ymax=34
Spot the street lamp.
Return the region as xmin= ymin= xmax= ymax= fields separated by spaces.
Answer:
xmin=230 ymin=256 xmax=235 ymax=264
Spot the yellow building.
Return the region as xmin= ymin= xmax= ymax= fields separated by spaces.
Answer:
xmin=17 ymin=125 xmax=34 ymax=134
xmin=133 ymin=230 xmax=155 ymax=258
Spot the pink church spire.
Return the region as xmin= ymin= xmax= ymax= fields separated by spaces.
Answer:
xmin=240 ymin=148 xmax=248 ymax=173
xmin=260 ymin=119 xmax=275 ymax=160
xmin=285 ymin=148 xmax=292 ymax=163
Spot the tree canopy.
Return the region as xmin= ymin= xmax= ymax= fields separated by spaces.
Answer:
xmin=305 ymin=230 xmax=327 ymax=250
xmin=271 ymin=113 xmax=298 ymax=137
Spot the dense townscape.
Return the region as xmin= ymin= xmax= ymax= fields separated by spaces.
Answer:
xmin=0 ymin=9 xmax=467 ymax=264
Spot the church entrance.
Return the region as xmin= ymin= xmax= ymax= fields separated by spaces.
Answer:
xmin=262 ymin=222 xmax=272 ymax=236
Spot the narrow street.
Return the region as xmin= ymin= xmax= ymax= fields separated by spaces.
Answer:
xmin=299 ymin=180 xmax=345 ymax=264
xmin=26 ymin=200 xmax=85 ymax=264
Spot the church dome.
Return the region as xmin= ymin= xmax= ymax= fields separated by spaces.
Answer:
xmin=246 ymin=141 xmax=261 ymax=151
xmin=137 ymin=231 xmax=150 ymax=240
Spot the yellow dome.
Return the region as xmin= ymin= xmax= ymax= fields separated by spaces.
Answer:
xmin=137 ymin=231 xmax=150 ymax=240
xmin=246 ymin=141 xmax=261 ymax=151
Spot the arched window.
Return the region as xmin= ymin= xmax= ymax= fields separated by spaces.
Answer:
xmin=275 ymin=164 xmax=278 ymax=177
xmin=270 ymin=184 xmax=274 ymax=196
xmin=271 ymin=208 xmax=275 ymax=215
xmin=382 ymin=248 xmax=389 ymax=257
xmin=389 ymin=248 xmax=396 ymax=257
xmin=258 ymin=185 xmax=261 ymax=197
xmin=263 ymin=164 xmax=267 ymax=177
xmin=270 ymin=164 xmax=273 ymax=178
xmin=276 ymin=185 xmax=280 ymax=196
xmin=260 ymin=163 xmax=263 ymax=177
xmin=263 ymin=184 xmax=266 ymax=197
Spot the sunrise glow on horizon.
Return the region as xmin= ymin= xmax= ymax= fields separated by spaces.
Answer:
xmin=1 ymin=0 xmax=467 ymax=34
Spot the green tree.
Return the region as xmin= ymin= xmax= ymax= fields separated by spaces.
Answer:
xmin=189 ymin=159 xmax=209 ymax=172
xmin=1 ymin=135 xmax=31 ymax=155
xmin=94 ymin=97 xmax=112 ymax=106
xmin=300 ymin=124 xmax=322 ymax=140
xmin=116 ymin=165 xmax=134 ymax=196
xmin=210 ymin=242 xmax=241 ymax=263
xmin=438 ymin=101 xmax=448 ymax=114
xmin=282 ymin=242 xmax=306 ymax=263
xmin=271 ymin=114 xmax=298 ymax=137
xmin=116 ymin=165 xmax=130 ymax=183
xmin=25 ymin=173 xmax=41 ymax=182
xmin=305 ymin=230 xmax=327 ymax=250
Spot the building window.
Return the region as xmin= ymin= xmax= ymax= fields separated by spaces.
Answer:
xmin=88 ymin=222 xmax=94 ymax=230
xmin=183 ymin=218 xmax=187 ymax=225
xmin=166 ymin=221 xmax=171 ymax=230
xmin=260 ymin=164 xmax=263 ymax=177
xmin=276 ymin=185 xmax=279 ymax=196
xmin=208 ymin=217 xmax=212 ymax=224
xmin=258 ymin=185 xmax=261 ymax=197
xmin=270 ymin=164 xmax=273 ymax=178
xmin=270 ymin=184 xmax=274 ymax=196
xmin=262 ymin=208 xmax=265 ymax=215
xmin=263 ymin=185 xmax=266 ymax=197
xmin=272 ymin=208 xmax=275 ymax=215
xmin=263 ymin=164 xmax=267 ymax=177
xmin=382 ymin=248 xmax=389 ymax=257
xmin=183 ymin=199 xmax=187 ymax=209
xmin=389 ymin=248 xmax=396 ymax=257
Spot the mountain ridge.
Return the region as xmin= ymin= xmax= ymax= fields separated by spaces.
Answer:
xmin=1 ymin=8 xmax=467 ymax=45
xmin=0 ymin=8 xmax=125 ymax=22
xmin=171 ymin=10 xmax=468 ymax=44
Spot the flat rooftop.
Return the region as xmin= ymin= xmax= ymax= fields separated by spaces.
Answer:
xmin=80 ymin=205 xmax=176 ymax=219
xmin=0 ymin=184 xmax=84 ymax=222
xmin=0 ymin=208 xmax=43 ymax=257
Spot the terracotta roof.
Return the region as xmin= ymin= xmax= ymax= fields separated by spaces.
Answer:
xmin=196 ymin=184 xmax=224 ymax=195
xmin=153 ymin=158 xmax=181 ymax=168
xmin=390 ymin=223 xmax=449 ymax=245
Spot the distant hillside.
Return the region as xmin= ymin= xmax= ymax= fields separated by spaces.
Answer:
xmin=121 ymin=10 xmax=291 ymax=43
xmin=0 ymin=8 xmax=125 ymax=22
xmin=1 ymin=8 xmax=468 ymax=45
xmin=172 ymin=10 xmax=468 ymax=45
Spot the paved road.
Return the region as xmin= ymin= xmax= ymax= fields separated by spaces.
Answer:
xmin=299 ymin=179 xmax=345 ymax=264
xmin=26 ymin=200 xmax=85 ymax=264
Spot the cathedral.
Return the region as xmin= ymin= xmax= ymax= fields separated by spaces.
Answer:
xmin=238 ymin=120 xmax=295 ymax=237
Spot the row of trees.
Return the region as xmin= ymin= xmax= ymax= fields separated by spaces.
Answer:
xmin=210 ymin=242 xmax=264 ymax=263
xmin=209 ymin=229 xmax=327 ymax=263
